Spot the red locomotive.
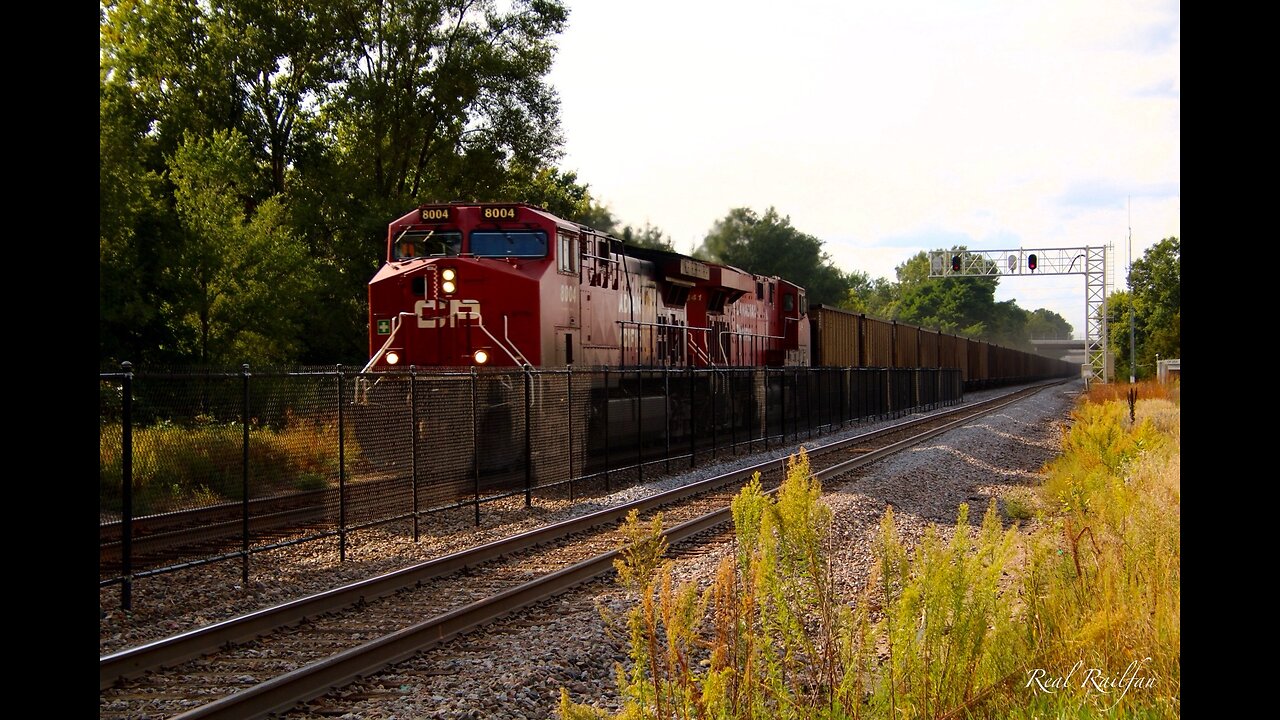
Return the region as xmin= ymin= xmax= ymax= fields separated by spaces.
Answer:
xmin=365 ymin=202 xmax=810 ymax=370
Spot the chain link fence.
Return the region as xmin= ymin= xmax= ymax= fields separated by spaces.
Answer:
xmin=100 ymin=362 xmax=964 ymax=609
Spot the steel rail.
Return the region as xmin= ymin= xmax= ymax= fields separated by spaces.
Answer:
xmin=164 ymin=380 xmax=1060 ymax=720
xmin=102 ymin=381 xmax=1060 ymax=693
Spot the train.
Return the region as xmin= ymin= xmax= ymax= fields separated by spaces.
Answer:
xmin=365 ymin=202 xmax=809 ymax=372
xmin=364 ymin=201 xmax=1073 ymax=383
xmin=354 ymin=202 xmax=1074 ymax=495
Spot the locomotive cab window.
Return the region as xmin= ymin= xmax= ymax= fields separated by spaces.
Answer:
xmin=557 ymin=232 xmax=580 ymax=275
xmin=470 ymin=231 xmax=547 ymax=259
xmin=784 ymin=293 xmax=795 ymax=312
xmin=395 ymin=230 xmax=461 ymax=260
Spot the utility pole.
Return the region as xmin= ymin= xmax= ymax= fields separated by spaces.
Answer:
xmin=1128 ymin=198 xmax=1136 ymax=383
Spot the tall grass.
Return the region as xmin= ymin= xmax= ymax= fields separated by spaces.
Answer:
xmin=1021 ymin=394 xmax=1181 ymax=716
xmin=1083 ymin=379 xmax=1179 ymax=407
xmin=99 ymin=414 xmax=359 ymax=515
xmin=562 ymin=389 xmax=1180 ymax=718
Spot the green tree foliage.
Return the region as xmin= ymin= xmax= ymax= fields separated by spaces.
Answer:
xmin=168 ymin=130 xmax=308 ymax=364
xmin=572 ymin=201 xmax=674 ymax=250
xmin=618 ymin=223 xmax=675 ymax=251
xmin=694 ymin=207 xmax=851 ymax=306
xmin=574 ymin=201 xmax=619 ymax=234
xmin=1106 ymin=237 xmax=1179 ymax=380
xmin=100 ymin=69 xmax=182 ymax=365
xmin=100 ymin=0 xmax=573 ymax=366
xmin=1130 ymin=236 xmax=1180 ymax=366
xmin=1025 ymin=308 xmax=1073 ymax=340
xmin=841 ymin=272 xmax=897 ymax=317
xmin=834 ymin=249 xmax=1071 ymax=350
xmin=885 ymin=250 xmax=1031 ymax=348
xmin=330 ymin=0 xmax=568 ymax=202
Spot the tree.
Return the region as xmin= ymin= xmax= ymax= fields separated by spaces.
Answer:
xmin=168 ymin=130 xmax=309 ymax=365
xmin=208 ymin=0 xmax=346 ymax=194
xmin=694 ymin=207 xmax=851 ymax=306
xmin=618 ymin=223 xmax=675 ymax=251
xmin=498 ymin=163 xmax=592 ymax=220
xmin=1025 ymin=309 xmax=1073 ymax=340
xmin=890 ymin=250 xmax=1005 ymax=339
xmin=1105 ymin=290 xmax=1139 ymax=381
xmin=1108 ymin=237 xmax=1179 ymax=380
xmin=100 ymin=69 xmax=184 ymax=366
xmin=99 ymin=0 xmax=575 ymax=366
xmin=329 ymin=0 xmax=568 ymax=203
xmin=1129 ymin=236 xmax=1180 ymax=363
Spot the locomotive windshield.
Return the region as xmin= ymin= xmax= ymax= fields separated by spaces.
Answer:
xmin=394 ymin=230 xmax=462 ymax=260
xmin=470 ymin=231 xmax=547 ymax=259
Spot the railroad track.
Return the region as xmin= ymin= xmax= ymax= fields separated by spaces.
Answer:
xmin=100 ymin=381 xmax=1060 ymax=720
xmin=99 ymin=471 xmax=444 ymax=577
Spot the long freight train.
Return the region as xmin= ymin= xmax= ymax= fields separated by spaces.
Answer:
xmin=355 ymin=202 xmax=1074 ymax=495
xmin=364 ymin=201 xmax=1073 ymax=383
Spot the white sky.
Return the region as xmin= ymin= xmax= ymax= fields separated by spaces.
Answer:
xmin=546 ymin=0 xmax=1179 ymax=340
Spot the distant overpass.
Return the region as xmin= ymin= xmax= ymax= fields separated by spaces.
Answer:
xmin=1029 ymin=339 xmax=1089 ymax=365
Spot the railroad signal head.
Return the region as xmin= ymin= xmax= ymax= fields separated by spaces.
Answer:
xmin=951 ymin=255 xmax=961 ymax=272
xmin=1027 ymin=254 xmax=1038 ymax=272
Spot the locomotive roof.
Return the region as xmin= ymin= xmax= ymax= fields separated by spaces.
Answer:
xmin=620 ymin=243 xmax=769 ymax=282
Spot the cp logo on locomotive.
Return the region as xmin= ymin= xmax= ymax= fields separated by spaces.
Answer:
xmin=415 ymin=298 xmax=482 ymax=328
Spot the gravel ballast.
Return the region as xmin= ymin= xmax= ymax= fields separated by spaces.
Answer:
xmin=102 ymin=379 xmax=1083 ymax=719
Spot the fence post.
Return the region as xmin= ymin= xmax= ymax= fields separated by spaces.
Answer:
xmin=567 ymin=367 xmax=575 ymax=502
xmin=635 ymin=366 xmax=643 ymax=484
xmin=411 ymin=365 xmax=419 ymax=542
xmin=687 ymin=364 xmax=695 ymax=469
xmin=805 ymin=366 xmax=813 ymax=439
xmin=120 ymin=361 xmax=134 ymax=611
xmin=773 ymin=363 xmax=783 ymax=443
xmin=710 ymin=370 xmax=717 ymax=461
xmin=472 ymin=367 xmax=480 ymax=526
xmin=729 ymin=370 xmax=736 ymax=455
xmin=524 ymin=366 xmax=533 ymax=508
xmin=840 ymin=367 xmax=847 ymax=428
xmin=664 ymin=367 xmax=671 ymax=474
xmin=336 ymin=364 xmax=346 ymax=562
xmin=762 ymin=367 xmax=770 ymax=449
xmin=604 ymin=366 xmax=611 ymax=492
xmin=241 ymin=363 xmax=251 ymax=586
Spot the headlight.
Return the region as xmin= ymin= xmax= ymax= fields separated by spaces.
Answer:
xmin=473 ymin=350 xmax=489 ymax=365
xmin=386 ymin=352 xmax=400 ymax=365
xmin=442 ymin=268 xmax=456 ymax=281
xmin=441 ymin=280 xmax=456 ymax=294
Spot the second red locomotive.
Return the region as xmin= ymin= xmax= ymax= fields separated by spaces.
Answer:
xmin=365 ymin=202 xmax=810 ymax=370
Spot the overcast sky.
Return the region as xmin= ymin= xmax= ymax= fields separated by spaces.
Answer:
xmin=546 ymin=0 xmax=1179 ymax=340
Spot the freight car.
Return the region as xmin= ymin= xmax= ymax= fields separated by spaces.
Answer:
xmin=807 ymin=304 xmax=1076 ymax=389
